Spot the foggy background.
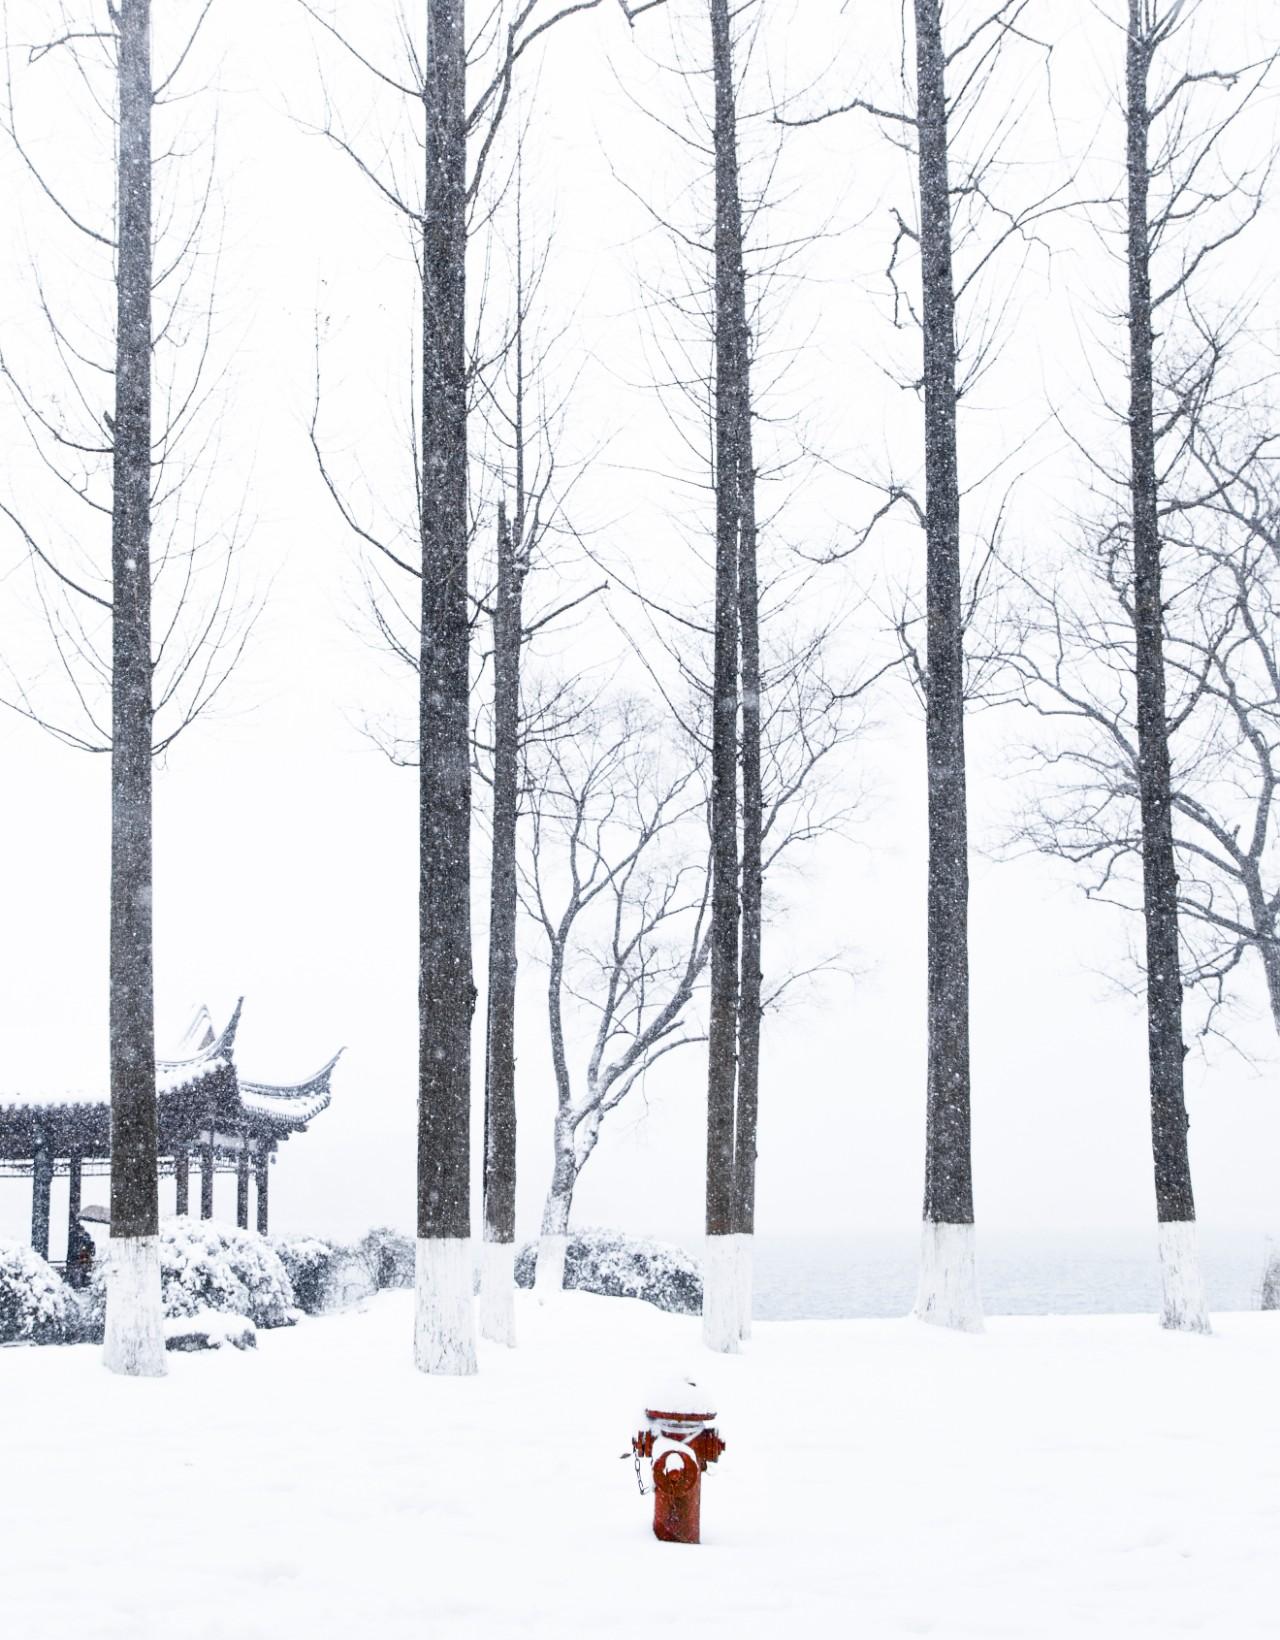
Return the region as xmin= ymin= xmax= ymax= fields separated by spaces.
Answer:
xmin=1 ymin=0 xmax=1277 ymax=1253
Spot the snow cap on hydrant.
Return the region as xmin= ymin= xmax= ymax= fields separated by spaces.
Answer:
xmin=631 ymin=1372 xmax=726 ymax=1545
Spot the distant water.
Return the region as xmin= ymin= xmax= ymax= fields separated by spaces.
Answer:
xmin=705 ymin=1229 xmax=1277 ymax=1320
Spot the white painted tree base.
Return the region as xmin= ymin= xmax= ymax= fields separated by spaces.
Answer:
xmin=702 ymin=1233 xmax=741 ymax=1353
xmin=913 ymin=1221 xmax=984 ymax=1333
xmin=414 ymin=1237 xmax=477 ymax=1374
xmin=1157 ymin=1220 xmax=1211 ymax=1334
xmin=103 ymin=1235 xmax=166 ymax=1377
xmin=478 ymin=1238 xmax=517 ymax=1347
xmin=735 ymin=1232 xmax=754 ymax=1342
xmin=535 ymin=1233 xmax=567 ymax=1303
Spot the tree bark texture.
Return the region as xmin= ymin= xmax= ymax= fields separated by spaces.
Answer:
xmin=1125 ymin=3 xmax=1196 ymax=1226
xmin=915 ymin=0 xmax=974 ymax=1228
xmin=705 ymin=0 xmax=745 ymax=1242
xmin=418 ymin=0 xmax=475 ymax=1245
xmin=484 ymin=504 xmax=523 ymax=1247
xmin=109 ymin=0 xmax=159 ymax=1244
xmin=732 ymin=246 xmax=761 ymax=1245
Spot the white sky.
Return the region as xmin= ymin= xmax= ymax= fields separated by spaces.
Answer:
xmin=1 ymin=0 xmax=1279 ymax=1252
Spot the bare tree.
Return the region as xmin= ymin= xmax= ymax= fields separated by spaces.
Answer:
xmin=0 ymin=1 xmax=248 ymax=1376
xmin=778 ymin=0 xmax=1085 ymax=1332
xmin=521 ymin=697 xmax=711 ymax=1295
xmin=304 ymin=0 xmax=667 ymax=1373
xmin=601 ymin=0 xmax=892 ymax=1345
xmin=703 ymin=0 xmax=747 ymax=1351
xmin=1176 ymin=425 xmax=1280 ymax=1033
xmin=1000 ymin=1 xmax=1274 ymax=1332
xmin=470 ymin=173 xmax=612 ymax=1345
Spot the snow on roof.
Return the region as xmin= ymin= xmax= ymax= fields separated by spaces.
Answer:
xmin=0 ymin=1001 xmax=340 ymax=1138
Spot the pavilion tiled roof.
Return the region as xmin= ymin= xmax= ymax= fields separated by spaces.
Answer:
xmin=0 ymin=1000 xmax=341 ymax=1160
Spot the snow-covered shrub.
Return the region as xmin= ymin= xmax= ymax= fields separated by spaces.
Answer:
xmin=1261 ymin=1245 xmax=1280 ymax=1310
xmin=515 ymin=1228 xmax=702 ymax=1314
xmin=322 ymin=1250 xmax=378 ymax=1308
xmin=165 ymin=1309 xmax=257 ymax=1352
xmin=0 ymin=1242 xmax=77 ymax=1345
xmin=273 ymin=1235 xmax=338 ymax=1314
xmin=357 ymin=1226 xmax=415 ymax=1290
xmin=84 ymin=1218 xmax=296 ymax=1335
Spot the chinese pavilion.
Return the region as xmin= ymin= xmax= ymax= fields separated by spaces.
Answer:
xmin=0 ymin=1000 xmax=340 ymax=1262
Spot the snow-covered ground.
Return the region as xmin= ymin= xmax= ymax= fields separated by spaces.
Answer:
xmin=3 ymin=1293 xmax=1277 ymax=1638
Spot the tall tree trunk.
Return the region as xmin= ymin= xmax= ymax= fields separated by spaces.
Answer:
xmin=1125 ymin=2 xmax=1207 ymax=1332
xmin=912 ymin=0 xmax=981 ymax=1332
xmin=703 ymin=0 xmax=745 ymax=1353
xmin=481 ymin=503 xmax=523 ymax=1345
xmin=104 ymin=0 xmax=164 ymax=1379
xmin=416 ymin=0 xmax=477 ymax=1374
xmin=732 ymin=390 xmax=761 ymax=1344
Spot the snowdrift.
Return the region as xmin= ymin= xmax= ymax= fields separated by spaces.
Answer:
xmin=2 ymin=1290 xmax=1277 ymax=1639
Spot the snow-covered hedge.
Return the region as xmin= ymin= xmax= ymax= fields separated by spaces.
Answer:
xmin=272 ymin=1228 xmax=413 ymax=1313
xmin=82 ymin=1219 xmax=296 ymax=1338
xmin=0 ymin=1242 xmax=77 ymax=1345
xmin=1261 ymin=1246 xmax=1280 ymax=1310
xmin=515 ymin=1228 xmax=702 ymax=1314
xmin=273 ymin=1235 xmax=339 ymax=1315
xmin=357 ymin=1226 xmax=414 ymax=1290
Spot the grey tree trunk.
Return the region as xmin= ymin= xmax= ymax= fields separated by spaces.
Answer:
xmin=732 ymin=286 xmax=761 ymax=1252
xmin=483 ymin=502 xmax=522 ymax=1253
xmin=1124 ymin=2 xmax=1205 ymax=1331
xmin=416 ymin=0 xmax=476 ymax=1373
xmin=732 ymin=391 xmax=761 ymax=1343
xmin=723 ymin=2 xmax=761 ymax=1328
xmin=912 ymin=0 xmax=979 ymax=1330
xmin=704 ymin=0 xmax=743 ymax=1257
xmin=481 ymin=501 xmax=523 ymax=1342
xmin=103 ymin=0 xmax=164 ymax=1379
xmin=109 ymin=0 xmax=157 ymax=1248
xmin=703 ymin=0 xmax=752 ymax=1353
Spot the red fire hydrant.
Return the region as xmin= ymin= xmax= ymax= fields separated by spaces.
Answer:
xmin=631 ymin=1383 xmax=726 ymax=1545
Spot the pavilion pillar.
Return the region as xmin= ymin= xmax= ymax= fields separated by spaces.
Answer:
xmin=256 ymin=1151 xmax=269 ymax=1237
xmin=236 ymin=1137 xmax=250 ymax=1230
xmin=66 ymin=1156 xmax=82 ymax=1248
xmin=31 ymin=1134 xmax=52 ymax=1262
xmin=175 ymin=1146 xmax=189 ymax=1216
xmin=200 ymin=1133 xmax=214 ymax=1220
xmin=65 ymin=1156 xmax=86 ymax=1287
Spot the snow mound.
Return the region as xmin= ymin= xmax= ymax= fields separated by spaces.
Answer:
xmin=0 ymin=1242 xmax=76 ymax=1345
xmin=515 ymin=1227 xmax=702 ymax=1314
xmin=164 ymin=1309 xmax=257 ymax=1352
xmin=83 ymin=1218 xmax=296 ymax=1336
